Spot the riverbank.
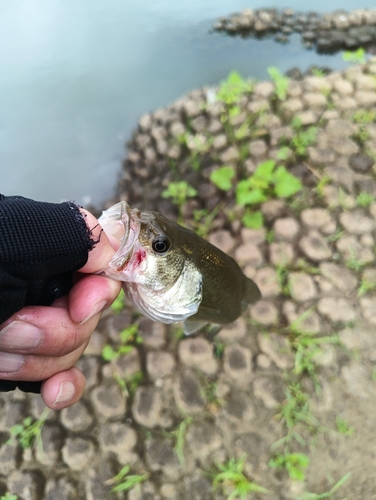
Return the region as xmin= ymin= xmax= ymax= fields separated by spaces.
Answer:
xmin=1 ymin=56 xmax=376 ymax=499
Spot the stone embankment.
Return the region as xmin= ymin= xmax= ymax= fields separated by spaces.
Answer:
xmin=1 ymin=51 xmax=376 ymax=500
xmin=213 ymin=8 xmax=376 ymax=53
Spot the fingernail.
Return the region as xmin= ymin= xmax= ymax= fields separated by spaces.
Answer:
xmin=0 ymin=352 xmax=25 ymax=373
xmin=0 ymin=321 xmax=42 ymax=350
xmin=53 ymin=381 xmax=76 ymax=404
xmin=79 ymin=299 xmax=107 ymax=324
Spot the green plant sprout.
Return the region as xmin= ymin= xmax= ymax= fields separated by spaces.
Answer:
xmin=216 ymin=71 xmax=254 ymax=105
xmin=357 ymin=277 xmax=376 ymax=297
xmin=268 ymin=67 xmax=289 ymax=101
xmin=352 ymin=108 xmax=376 ymax=124
xmin=173 ymin=416 xmax=193 ymax=467
xmin=8 ymin=408 xmax=49 ymax=452
xmin=311 ymin=68 xmax=326 ymax=77
xmin=314 ymin=175 xmax=331 ymax=199
xmin=275 ymin=264 xmax=290 ymax=295
xmin=234 ymin=115 xmax=256 ymax=141
xmin=277 ymin=146 xmax=292 ymax=160
xmin=345 ymin=253 xmax=365 ymax=273
xmin=235 ymin=159 xmax=302 ymax=228
xmin=0 ymin=494 xmax=18 ymax=500
xmin=297 ymin=472 xmax=351 ymax=500
xmin=356 ymin=191 xmax=374 ymax=207
xmin=212 ymin=454 xmax=269 ymax=499
xmin=210 ymin=166 xmax=235 ymax=191
xmin=290 ymin=118 xmax=318 ymax=157
xmin=236 ymin=160 xmax=302 ymax=205
xmin=342 ymin=47 xmax=367 ymax=64
xmin=113 ymin=371 xmax=143 ymax=398
xmin=162 ymin=181 xmax=197 ymax=223
xmin=110 ymin=288 xmax=126 ymax=314
xmin=105 ymin=464 xmax=148 ymax=494
xmin=241 ymin=210 xmax=264 ymax=229
xmin=335 ymin=416 xmax=354 ymax=437
xmin=178 ymin=132 xmax=214 ymax=171
xmin=102 ymin=323 xmax=142 ymax=361
xmin=272 ymin=383 xmax=322 ymax=450
xmin=195 ymin=372 xmax=224 ymax=411
xmin=287 ymin=315 xmax=343 ymax=393
xmin=269 ymin=452 xmax=310 ymax=481
xmin=191 ymin=201 xmax=226 ymax=238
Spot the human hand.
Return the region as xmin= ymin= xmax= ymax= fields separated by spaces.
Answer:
xmin=0 ymin=209 xmax=121 ymax=410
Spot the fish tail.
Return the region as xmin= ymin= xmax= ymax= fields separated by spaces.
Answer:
xmin=243 ymin=277 xmax=261 ymax=304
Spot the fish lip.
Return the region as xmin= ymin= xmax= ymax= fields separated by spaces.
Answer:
xmin=97 ymin=201 xmax=141 ymax=278
xmin=111 ymin=203 xmax=141 ymax=272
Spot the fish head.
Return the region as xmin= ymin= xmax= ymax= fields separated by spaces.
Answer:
xmin=98 ymin=201 xmax=202 ymax=323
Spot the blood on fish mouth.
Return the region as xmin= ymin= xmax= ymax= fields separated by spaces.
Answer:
xmin=134 ymin=249 xmax=146 ymax=267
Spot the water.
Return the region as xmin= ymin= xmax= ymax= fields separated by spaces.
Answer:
xmin=1 ymin=0 xmax=375 ymax=207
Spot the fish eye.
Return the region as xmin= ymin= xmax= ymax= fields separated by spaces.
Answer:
xmin=152 ymin=236 xmax=171 ymax=254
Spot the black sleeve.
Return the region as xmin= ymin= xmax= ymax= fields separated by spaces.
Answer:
xmin=0 ymin=194 xmax=97 ymax=393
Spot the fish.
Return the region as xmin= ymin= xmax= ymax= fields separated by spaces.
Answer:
xmin=98 ymin=201 xmax=261 ymax=334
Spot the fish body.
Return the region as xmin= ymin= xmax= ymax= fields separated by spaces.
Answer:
xmin=98 ymin=201 xmax=261 ymax=334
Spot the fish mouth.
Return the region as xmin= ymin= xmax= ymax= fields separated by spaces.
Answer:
xmin=98 ymin=201 xmax=141 ymax=277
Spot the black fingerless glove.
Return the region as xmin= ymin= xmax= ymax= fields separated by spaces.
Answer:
xmin=0 ymin=194 xmax=95 ymax=393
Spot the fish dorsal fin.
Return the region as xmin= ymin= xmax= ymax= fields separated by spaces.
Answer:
xmin=243 ymin=277 xmax=261 ymax=305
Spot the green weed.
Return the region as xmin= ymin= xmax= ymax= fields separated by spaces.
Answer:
xmin=113 ymin=371 xmax=143 ymax=398
xmin=295 ymin=258 xmax=321 ymax=275
xmin=0 ymin=494 xmax=18 ymax=500
xmin=191 ymin=201 xmax=226 ymax=238
xmin=266 ymin=229 xmax=275 ymax=243
xmin=223 ymin=159 xmax=301 ymax=229
xmin=342 ymin=47 xmax=367 ymax=64
xmin=178 ymin=132 xmax=214 ymax=171
xmin=236 ymin=159 xmax=302 ymax=206
xmin=291 ymin=333 xmax=335 ymax=392
xmin=356 ymin=191 xmax=374 ymax=207
xmin=105 ymin=464 xmax=148 ymax=494
xmin=352 ymin=108 xmax=376 ymax=124
xmin=314 ymin=175 xmax=331 ymax=199
xmin=272 ymin=383 xmax=322 ymax=450
xmin=8 ymin=408 xmax=49 ymax=452
xmin=345 ymin=254 xmax=364 ymax=273
xmin=241 ymin=210 xmax=264 ymax=229
xmin=357 ymin=277 xmax=376 ymax=297
xmin=335 ymin=416 xmax=354 ymax=437
xmin=268 ymin=67 xmax=289 ymax=101
xmin=275 ymin=264 xmax=290 ymax=295
xmin=297 ymin=472 xmax=351 ymax=499
xmin=290 ymin=119 xmax=318 ymax=157
xmin=311 ymin=68 xmax=326 ymax=77
xmin=276 ymin=146 xmax=292 ymax=160
xmin=213 ymin=338 xmax=226 ymax=359
xmin=210 ymin=166 xmax=235 ymax=191
xmin=162 ymin=181 xmax=197 ymax=223
xmin=102 ymin=323 xmax=142 ymax=361
xmin=269 ymin=452 xmax=310 ymax=481
xmin=110 ymin=288 xmax=125 ymax=314
xmin=173 ymin=416 xmax=193 ymax=467
xmin=216 ymin=71 xmax=254 ymax=105
xmin=212 ymin=454 xmax=269 ymax=499
xmin=326 ymin=228 xmax=344 ymax=244
xmin=287 ymin=314 xmax=343 ymax=393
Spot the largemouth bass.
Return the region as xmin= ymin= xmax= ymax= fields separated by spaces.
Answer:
xmin=98 ymin=201 xmax=261 ymax=334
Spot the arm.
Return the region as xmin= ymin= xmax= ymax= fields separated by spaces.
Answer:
xmin=0 ymin=195 xmax=121 ymax=408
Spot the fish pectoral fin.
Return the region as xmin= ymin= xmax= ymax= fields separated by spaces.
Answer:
xmin=183 ymin=320 xmax=208 ymax=335
xmin=243 ymin=277 xmax=261 ymax=304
